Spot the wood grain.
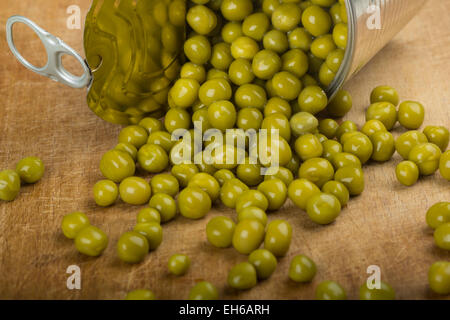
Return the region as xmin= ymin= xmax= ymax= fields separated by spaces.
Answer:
xmin=0 ymin=0 xmax=449 ymax=300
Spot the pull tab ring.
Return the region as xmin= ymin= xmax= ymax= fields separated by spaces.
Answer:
xmin=6 ymin=15 xmax=92 ymax=89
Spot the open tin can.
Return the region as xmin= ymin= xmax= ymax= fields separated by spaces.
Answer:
xmin=6 ymin=0 xmax=427 ymax=125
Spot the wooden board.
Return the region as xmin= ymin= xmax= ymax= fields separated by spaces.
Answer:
xmin=0 ymin=0 xmax=449 ymax=300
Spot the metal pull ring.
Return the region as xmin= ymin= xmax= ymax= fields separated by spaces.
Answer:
xmin=6 ymin=15 xmax=92 ymax=89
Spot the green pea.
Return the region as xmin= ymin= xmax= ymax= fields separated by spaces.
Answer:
xmin=290 ymin=112 xmax=319 ymax=136
xmin=61 ymin=211 xmax=90 ymax=239
xmin=75 ymin=225 xmax=108 ymax=257
xmin=168 ymin=254 xmax=191 ymax=276
xmin=118 ymin=125 xmax=149 ymax=149
xmin=408 ymin=142 xmax=442 ymax=175
xmin=428 ymin=261 xmax=450 ymax=295
xmin=434 ymin=223 xmax=450 ymax=250
xmin=100 ymin=150 xmax=136 ymax=183
xmin=257 ymin=178 xmax=288 ymax=211
xmin=398 ymin=101 xmax=425 ymax=130
xmin=227 ymin=262 xmax=258 ymax=290
xmin=370 ymin=131 xmax=395 ymax=162
xmin=119 ymin=177 xmax=152 ymax=205
xmin=117 ymin=231 xmax=149 ymax=264
xmin=171 ymin=164 xmax=199 ymax=188
xmin=125 ymin=289 xmax=156 ymax=300
xmin=365 ymin=102 xmax=397 ymax=131
xmin=138 ymin=144 xmax=169 ymax=173
xmin=334 ymin=166 xmax=365 ymax=196
xmin=137 ymin=207 xmax=161 ymax=224
xmin=138 ymin=117 xmax=163 ymax=136
xmin=327 ymin=90 xmax=352 ymax=118
xmin=0 ymin=170 xmax=21 ymax=201
xmin=179 ymin=187 xmax=212 ymax=219
xmin=423 ymin=126 xmax=449 ymax=152
xmin=134 ymin=222 xmax=163 ymax=250
xmin=220 ymin=178 xmax=249 ymax=208
xmin=318 ymin=118 xmax=339 ymax=139
xmin=440 ymin=150 xmax=450 ymax=181
xmin=264 ymin=167 xmax=294 ymax=186
xmin=149 ymin=193 xmax=178 ymax=223
xmin=316 ymin=281 xmax=347 ymax=300
xmin=321 ymin=140 xmax=343 ymax=162
xmin=248 ymin=249 xmax=277 ymax=280
xmin=306 ymin=192 xmax=341 ymax=224
xmin=233 ymin=219 xmax=265 ymax=255
xmin=264 ymin=220 xmax=292 ymax=257
xmin=332 ymin=152 xmax=362 ymax=170
xmin=288 ymin=178 xmax=321 ymax=210
xmin=359 ymin=281 xmax=396 ymax=300
xmin=189 ymin=281 xmax=219 ymax=300
xmin=15 ymin=156 xmax=45 ymax=184
xmin=289 ymin=254 xmax=317 ymax=283
xmin=335 ymin=120 xmax=358 ymax=140
xmin=235 ymin=190 xmax=269 ymax=213
xmin=299 ymin=157 xmax=334 ymax=188
xmin=93 ymin=180 xmax=118 ymax=207
xmin=294 ymin=133 xmax=323 ymax=161
xmin=301 ymin=5 xmax=332 ymax=37
xmin=361 ymin=119 xmax=387 ymax=137
xmin=298 ymin=86 xmax=328 ymax=115
xmin=206 ymin=216 xmax=236 ymax=248
xmin=115 ymin=142 xmax=138 ymax=161
xmin=370 ymin=85 xmax=399 ymax=106
xmin=395 ymin=161 xmax=419 ymax=187
xmin=343 ymin=133 xmax=373 ymax=164
xmin=322 ymin=180 xmax=349 ymax=206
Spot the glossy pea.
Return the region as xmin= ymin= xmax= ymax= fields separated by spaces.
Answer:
xmin=288 ymin=178 xmax=321 ymax=210
xmin=220 ymin=178 xmax=249 ymax=208
xmin=179 ymin=187 xmax=211 ymax=219
xmin=434 ymin=223 xmax=450 ymax=250
xmin=299 ymin=158 xmax=334 ymax=188
xmin=232 ymin=219 xmax=265 ymax=255
xmin=248 ymin=249 xmax=277 ymax=280
xmin=370 ymin=131 xmax=395 ymax=162
xmin=395 ymin=130 xmax=428 ymax=159
xmin=295 ymin=133 xmax=323 ymax=161
xmin=188 ymin=172 xmax=221 ymax=202
xmin=149 ymin=193 xmax=177 ymax=223
xmin=264 ymin=220 xmax=292 ymax=257
xmin=117 ymin=231 xmax=149 ymax=264
xmin=398 ymin=101 xmax=425 ymax=130
xmin=322 ymin=180 xmax=349 ymax=206
xmin=15 ymin=156 xmax=45 ymax=184
xmin=75 ymin=226 xmax=108 ymax=257
xmin=366 ymin=102 xmax=397 ymax=131
xmin=171 ymin=163 xmax=199 ymax=188
xmin=168 ymin=254 xmax=191 ymax=276
xmin=395 ymin=161 xmax=419 ymax=187
xmin=316 ymin=281 xmax=347 ymax=300
xmin=327 ymin=90 xmax=352 ymax=118
xmin=306 ymin=192 xmax=341 ymax=225
xmin=227 ymin=262 xmax=258 ymax=290
xmin=61 ymin=211 xmax=90 ymax=239
xmin=423 ymin=126 xmax=449 ymax=152
xmin=137 ymin=207 xmax=161 ymax=224
xmin=440 ymin=150 xmax=450 ymax=181
xmin=125 ymin=289 xmax=156 ymax=300
xmin=93 ymin=180 xmax=118 ymax=207
xmin=289 ymin=254 xmax=317 ymax=283
xmin=408 ymin=142 xmax=442 ymax=176
xmin=257 ymin=178 xmax=288 ymax=211
xmin=359 ymin=281 xmax=396 ymax=300
xmin=206 ymin=216 xmax=236 ymax=248
xmin=100 ymin=150 xmax=135 ymax=183
xmin=0 ymin=170 xmax=21 ymax=201
xmin=189 ymin=281 xmax=219 ymax=300
xmin=370 ymin=85 xmax=399 ymax=106
xmin=235 ymin=190 xmax=269 ymax=213
xmin=334 ymin=166 xmax=364 ymax=196
xmin=428 ymin=261 xmax=450 ymax=295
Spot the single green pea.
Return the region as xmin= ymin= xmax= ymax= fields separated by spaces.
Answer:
xmin=294 ymin=134 xmax=323 ymax=161
xmin=75 ymin=225 xmax=108 ymax=257
xmin=290 ymin=112 xmax=319 ymax=136
xmin=359 ymin=281 xmax=396 ymax=300
xmin=316 ymin=281 xmax=347 ymax=300
xmin=220 ymin=178 xmax=249 ymax=208
xmin=366 ymin=102 xmax=397 ymax=131
xmin=150 ymin=173 xmax=179 ymax=197
xmin=221 ymin=0 xmax=253 ymax=21
xmin=306 ymin=192 xmax=341 ymax=224
xmin=370 ymin=131 xmax=395 ymax=162
xmin=299 ymin=157 xmax=334 ymax=188
xmin=213 ymin=169 xmax=235 ymax=186
xmin=207 ymin=100 xmax=237 ymax=132
xmin=440 ymin=150 xmax=450 ymax=181
xmin=319 ymin=118 xmax=339 ymax=139
xmin=261 ymin=113 xmax=291 ymax=141
xmin=227 ymin=262 xmax=258 ymax=290
xmin=289 ymin=254 xmax=317 ymax=283
xmin=165 ymin=108 xmax=192 ymax=134
xmin=281 ymin=49 xmax=309 ymax=78
xmin=423 ymin=126 xmax=450 ymax=152
xmin=189 ymin=281 xmax=219 ymax=300
xmin=322 ymin=140 xmax=343 ymax=163
xmin=322 ymin=180 xmax=349 ymax=206
xmin=263 ymin=29 xmax=289 ymax=54
xmin=234 ymin=83 xmax=267 ymax=109
xmin=179 ymin=187 xmax=211 ymax=219
xmin=331 ymin=152 xmax=362 ymax=170
xmin=138 ymin=144 xmax=169 ymax=173
xmin=325 ymin=48 xmax=344 ymax=73
xmin=398 ymin=101 xmax=425 ymax=130
xmin=119 ymin=177 xmax=151 ymax=205
xmin=171 ymin=164 xmax=199 ymax=188
xmin=327 ymin=90 xmax=352 ymax=118
xmin=271 ymin=71 xmax=302 ymax=101
xmin=408 ymin=142 xmax=442 ymax=176
xmin=434 ymin=223 xmax=450 ymax=250
xmin=426 ymin=202 xmax=450 ymax=229
xmin=236 ymin=160 xmax=264 ymax=187
xmin=61 ymin=211 xmax=90 ymax=239
xmin=311 ymin=34 xmax=336 ymax=60
xmin=301 ymin=5 xmax=332 ymax=37
xmin=188 ymin=172 xmax=221 ymax=202
xmin=168 ymin=254 xmax=191 ymax=276
xmin=336 ymin=121 xmax=359 ymax=142
xmin=361 ymin=119 xmax=387 ymax=137
xmin=134 ymin=222 xmax=163 ymax=250
xmin=187 ymin=5 xmax=217 ymax=35
xmin=248 ymin=249 xmax=277 ymax=280
xmin=206 ymin=216 xmax=236 ymax=248
xmin=184 ymin=35 xmax=212 ymax=65
xmin=264 ymin=97 xmax=292 ymax=119
xmin=100 ymin=150 xmax=135 ymax=183
xmin=242 ymin=12 xmax=270 ymax=41
xmin=342 ymin=133 xmax=374 ymax=164
xmin=298 ymin=86 xmax=328 ymax=115
xmin=231 ymin=36 xmax=259 ymax=60
xmin=257 ymin=178 xmax=288 ymax=211
xmin=264 ymin=167 xmax=294 ymax=186
xmin=395 ymin=161 xmax=419 ymax=187
xmin=235 ymin=190 xmax=269 ymax=213
xmin=125 ymin=289 xmax=156 ymax=300
xmin=318 ymin=62 xmax=336 ymax=87
xmin=232 ymin=219 xmax=265 ymax=255
xmin=149 ymin=193 xmax=177 ymax=223
xmin=428 ymin=261 xmax=450 ymax=295
xmin=137 ymin=207 xmax=161 ymax=224
xmin=332 ymin=22 xmax=347 ymax=49
xmin=329 ymin=2 xmax=343 ymax=24
xmin=334 ymin=166 xmax=365 ymax=196
xmin=118 ymin=125 xmax=149 ymax=149
xmin=147 ymin=131 xmax=175 ymax=153
xmin=15 ymin=156 xmax=44 ymax=184
xmin=395 ymin=130 xmax=428 ymax=159
xmin=288 ymin=178 xmax=321 ymax=210
xmin=370 ymin=85 xmax=399 ymax=106
xmin=238 ymin=207 xmax=268 ymax=226
xmin=138 ymin=117 xmax=163 ymax=135
xmin=222 ymin=21 xmax=243 ymax=43
xmin=0 ymin=170 xmax=21 ymax=201
xmin=264 ymin=220 xmax=292 ymax=257
xmin=115 ymin=143 xmax=138 ymax=161
xmin=93 ymin=180 xmax=118 ymax=207
xmin=117 ymin=231 xmax=149 ymax=264
xmin=180 ymin=62 xmax=206 ymax=84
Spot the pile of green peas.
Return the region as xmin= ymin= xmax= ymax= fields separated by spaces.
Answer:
xmin=0 ymin=156 xmax=45 ymax=202
xmin=54 ymin=0 xmax=450 ymax=299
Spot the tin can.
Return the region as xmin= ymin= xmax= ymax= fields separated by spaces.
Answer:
xmin=328 ymin=0 xmax=428 ymax=98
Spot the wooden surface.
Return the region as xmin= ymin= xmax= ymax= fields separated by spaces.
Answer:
xmin=0 ymin=0 xmax=449 ymax=300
